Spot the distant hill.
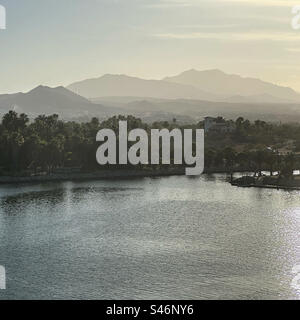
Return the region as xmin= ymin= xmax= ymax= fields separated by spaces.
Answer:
xmin=0 ymin=85 xmax=123 ymax=120
xmin=2 ymin=68 xmax=300 ymax=124
xmin=1 ymin=85 xmax=300 ymax=124
xmin=92 ymin=96 xmax=300 ymax=123
xmin=164 ymin=69 xmax=300 ymax=103
xmin=68 ymin=70 xmax=300 ymax=103
xmin=67 ymin=74 xmax=217 ymax=100
xmin=0 ymin=85 xmax=194 ymax=123
xmin=223 ymin=93 xmax=295 ymax=104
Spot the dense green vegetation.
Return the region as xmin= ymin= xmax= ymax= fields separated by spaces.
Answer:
xmin=205 ymin=117 xmax=300 ymax=178
xmin=0 ymin=111 xmax=300 ymax=178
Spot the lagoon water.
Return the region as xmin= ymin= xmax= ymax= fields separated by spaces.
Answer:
xmin=0 ymin=174 xmax=299 ymax=300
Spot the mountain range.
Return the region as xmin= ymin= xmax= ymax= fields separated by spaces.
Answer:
xmin=0 ymin=85 xmax=124 ymax=120
xmin=68 ymin=69 xmax=300 ymax=103
xmin=163 ymin=69 xmax=300 ymax=103
xmin=1 ymin=69 xmax=300 ymax=123
xmin=67 ymin=73 xmax=215 ymax=101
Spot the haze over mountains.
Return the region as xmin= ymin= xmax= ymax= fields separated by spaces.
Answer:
xmin=0 ymin=85 xmax=192 ymax=123
xmin=164 ymin=69 xmax=300 ymax=103
xmin=1 ymin=69 xmax=300 ymax=123
xmin=67 ymin=73 xmax=215 ymax=101
xmin=0 ymin=85 xmax=123 ymax=120
xmin=68 ymin=69 xmax=300 ymax=103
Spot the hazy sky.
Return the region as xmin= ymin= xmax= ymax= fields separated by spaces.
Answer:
xmin=0 ymin=0 xmax=300 ymax=93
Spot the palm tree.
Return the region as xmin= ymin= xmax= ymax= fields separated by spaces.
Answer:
xmin=264 ymin=150 xmax=276 ymax=176
xmin=280 ymin=153 xmax=296 ymax=180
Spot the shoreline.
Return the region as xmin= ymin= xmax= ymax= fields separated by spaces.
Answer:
xmin=2 ymin=169 xmax=300 ymax=190
xmin=231 ymin=175 xmax=300 ymax=191
xmin=0 ymin=168 xmax=249 ymax=185
xmin=0 ymin=169 xmax=186 ymax=185
xmin=231 ymin=182 xmax=300 ymax=191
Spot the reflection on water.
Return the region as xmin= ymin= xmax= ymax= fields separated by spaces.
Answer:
xmin=0 ymin=175 xmax=299 ymax=300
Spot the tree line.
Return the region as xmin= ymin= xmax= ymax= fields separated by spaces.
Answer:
xmin=0 ymin=111 xmax=299 ymax=177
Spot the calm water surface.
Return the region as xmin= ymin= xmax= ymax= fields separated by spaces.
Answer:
xmin=0 ymin=174 xmax=299 ymax=300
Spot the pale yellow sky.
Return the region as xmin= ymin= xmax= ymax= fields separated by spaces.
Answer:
xmin=1 ymin=0 xmax=300 ymax=93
